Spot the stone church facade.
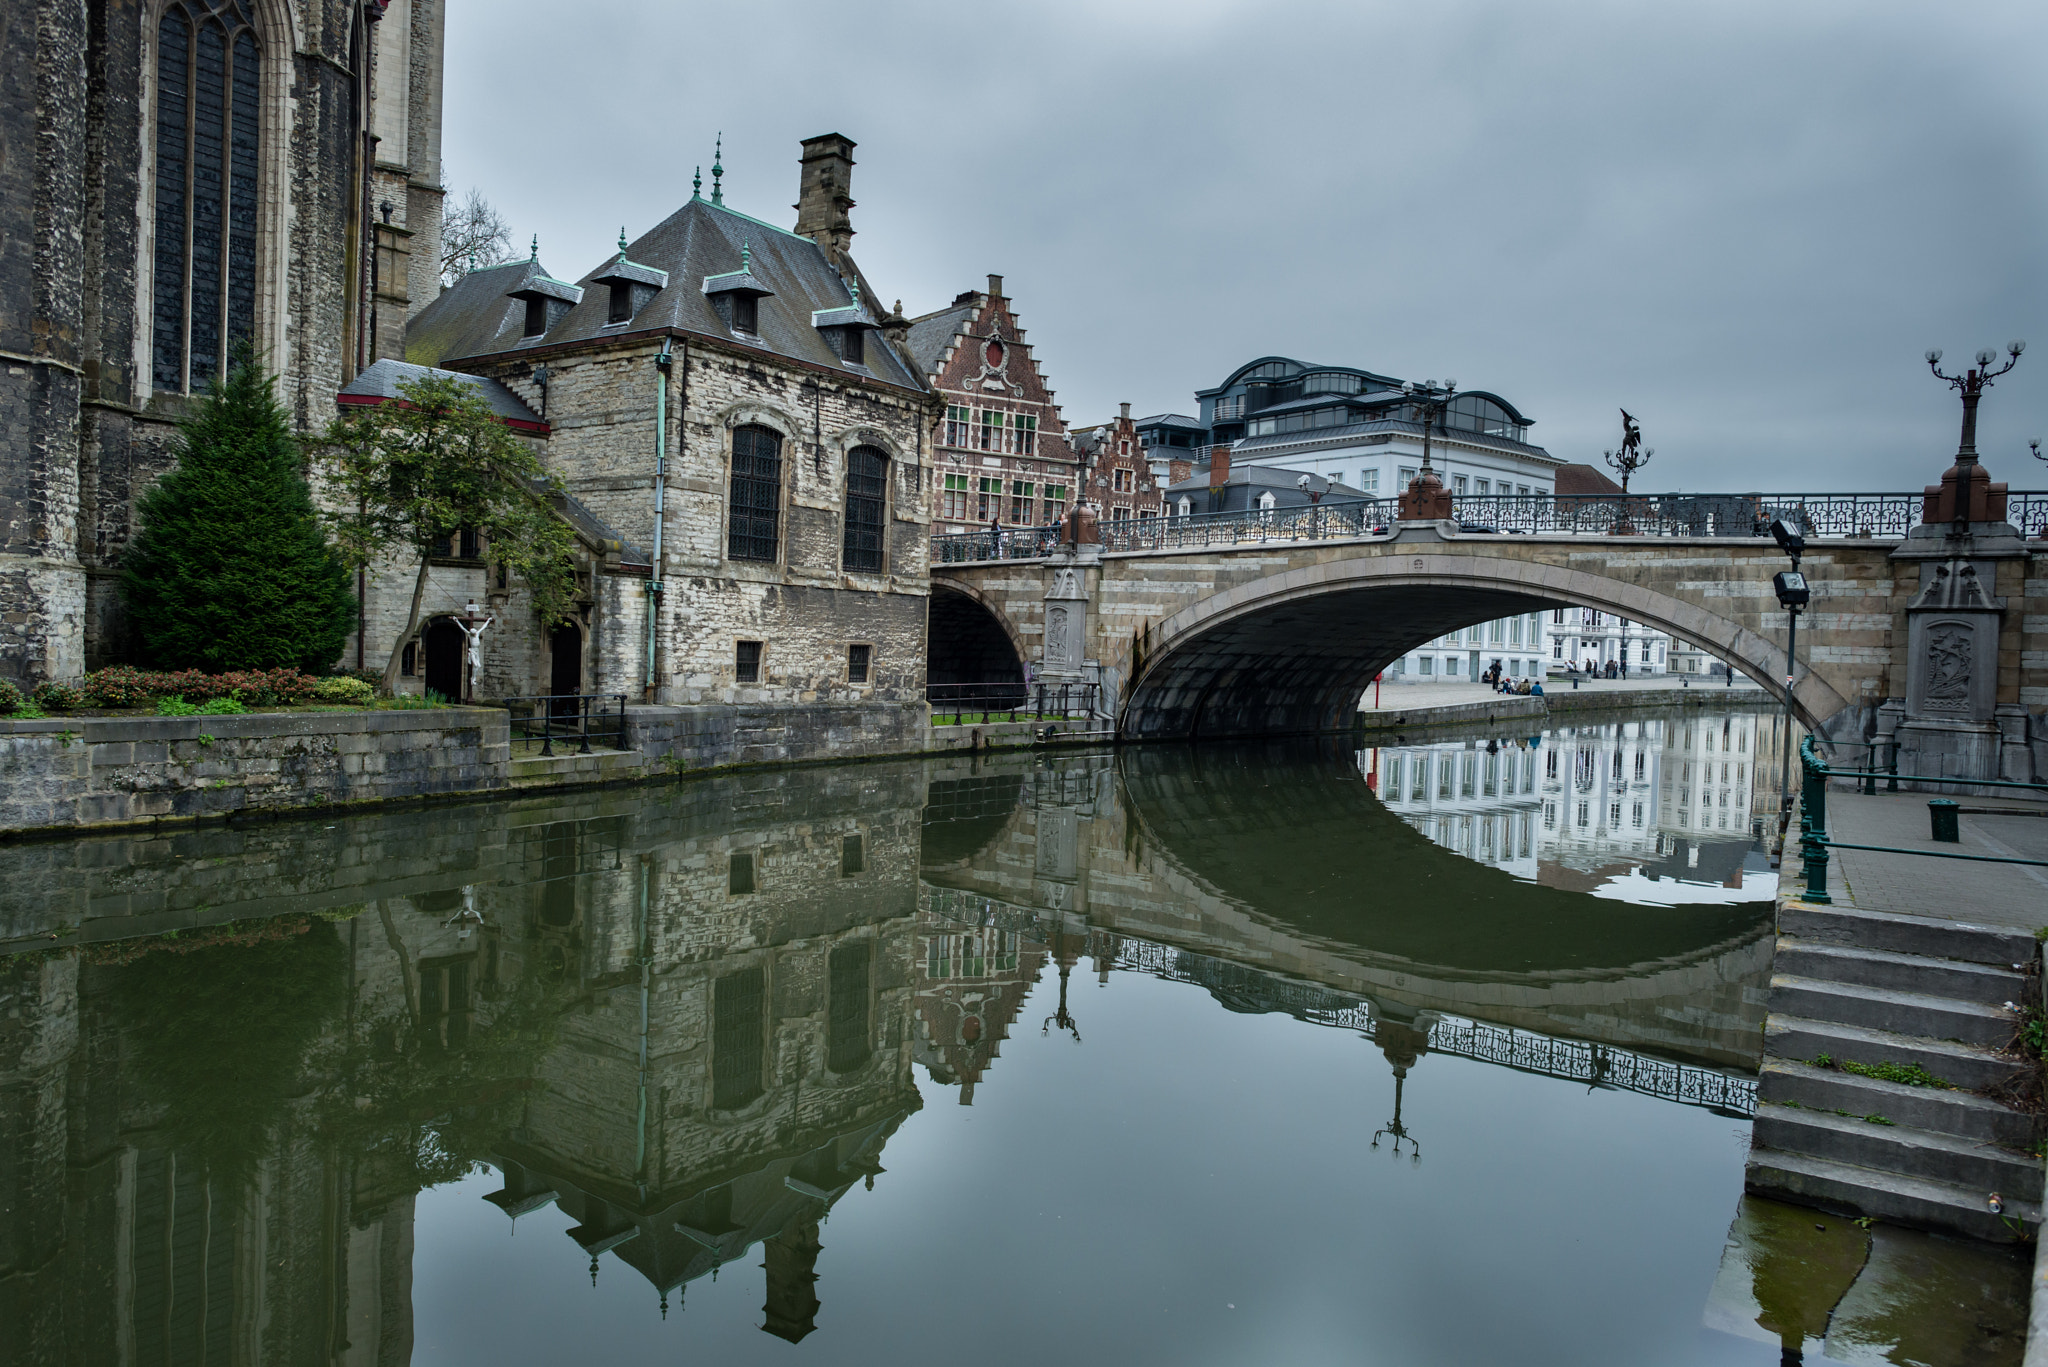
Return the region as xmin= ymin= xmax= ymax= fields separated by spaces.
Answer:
xmin=1 ymin=0 xmax=445 ymax=684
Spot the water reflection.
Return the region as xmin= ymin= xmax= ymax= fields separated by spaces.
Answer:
xmin=1365 ymin=708 xmax=1788 ymax=904
xmin=0 ymin=710 xmax=2018 ymax=1365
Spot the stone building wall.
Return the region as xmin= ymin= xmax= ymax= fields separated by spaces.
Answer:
xmin=3 ymin=0 xmax=446 ymax=684
xmin=468 ymin=334 xmax=937 ymax=710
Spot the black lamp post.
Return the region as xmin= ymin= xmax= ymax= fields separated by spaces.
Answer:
xmin=1926 ymin=341 xmax=2024 ymax=533
xmin=1769 ymin=518 xmax=1810 ymax=829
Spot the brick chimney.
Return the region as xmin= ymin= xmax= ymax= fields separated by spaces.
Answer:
xmin=1168 ymin=458 xmax=1194 ymax=485
xmin=987 ymin=273 xmax=1004 ymax=301
xmin=793 ymin=133 xmax=856 ymax=257
xmin=1207 ymin=443 xmax=1231 ymax=488
xmin=1119 ymin=402 xmax=1131 ymax=421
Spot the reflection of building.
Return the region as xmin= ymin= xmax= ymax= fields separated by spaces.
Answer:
xmin=0 ymin=766 xmax=930 ymax=1354
xmin=913 ymin=898 xmax=1049 ymax=1104
xmin=1364 ymin=711 xmax=1768 ymax=897
xmin=1544 ymin=606 xmax=1674 ymax=677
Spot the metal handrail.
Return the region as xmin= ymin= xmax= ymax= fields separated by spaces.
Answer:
xmin=930 ymin=489 xmax=2048 ymax=564
xmin=927 ymin=681 xmax=1098 ymax=726
xmin=505 ymin=693 xmax=628 ymax=757
xmin=1795 ymin=737 xmax=2048 ymax=902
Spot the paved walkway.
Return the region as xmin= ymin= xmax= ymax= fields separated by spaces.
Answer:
xmin=1820 ymin=791 xmax=2048 ymax=930
xmin=1360 ymin=676 xmax=1768 ymax=710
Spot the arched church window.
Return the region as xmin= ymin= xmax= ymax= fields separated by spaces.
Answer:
xmin=728 ymin=424 xmax=783 ymax=562
xmin=841 ymin=445 xmax=887 ymax=573
xmin=153 ymin=0 xmax=262 ymax=393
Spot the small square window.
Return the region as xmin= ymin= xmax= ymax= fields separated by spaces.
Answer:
xmin=728 ymin=850 xmax=756 ymax=895
xmin=735 ymin=640 xmax=763 ymax=683
xmin=847 ymin=643 xmax=871 ymax=684
xmin=840 ymin=833 xmax=864 ymax=877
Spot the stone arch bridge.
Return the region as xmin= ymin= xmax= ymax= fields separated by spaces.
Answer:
xmin=932 ymin=516 xmax=2047 ymax=773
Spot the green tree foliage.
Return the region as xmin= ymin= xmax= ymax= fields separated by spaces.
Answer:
xmin=317 ymin=373 xmax=579 ymax=695
xmin=120 ymin=352 xmax=357 ymax=672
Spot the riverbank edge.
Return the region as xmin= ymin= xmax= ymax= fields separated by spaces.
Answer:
xmin=0 ymin=688 xmax=1763 ymax=841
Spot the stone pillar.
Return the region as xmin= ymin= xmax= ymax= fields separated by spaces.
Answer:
xmin=1887 ymin=534 xmax=2032 ymax=789
xmin=371 ymin=222 xmax=413 ymax=364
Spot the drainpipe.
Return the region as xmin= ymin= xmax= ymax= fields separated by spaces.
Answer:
xmin=646 ymin=340 xmax=673 ymax=696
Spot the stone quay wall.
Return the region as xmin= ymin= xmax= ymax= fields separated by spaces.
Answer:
xmin=0 ymin=709 xmax=510 ymax=836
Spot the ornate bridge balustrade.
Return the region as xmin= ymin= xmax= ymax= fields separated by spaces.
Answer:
xmin=933 ymin=491 xmax=2048 ymax=563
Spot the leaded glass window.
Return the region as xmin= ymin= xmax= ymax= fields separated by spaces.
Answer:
xmin=153 ymin=0 xmax=261 ymax=392
xmin=711 ymin=967 xmax=765 ymax=1108
xmin=727 ymin=424 xmax=782 ymax=561
xmin=841 ymin=445 xmax=886 ymax=573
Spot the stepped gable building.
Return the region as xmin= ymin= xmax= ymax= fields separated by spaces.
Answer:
xmin=2 ymin=0 xmax=447 ymax=683
xmin=908 ymin=277 xmax=1079 ymax=535
xmin=1069 ymin=405 xmax=1166 ymax=524
xmin=399 ymin=137 xmax=937 ymax=740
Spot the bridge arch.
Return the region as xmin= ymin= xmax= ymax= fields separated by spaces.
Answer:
xmin=927 ymin=581 xmax=1027 ymax=690
xmin=1121 ymin=551 xmax=1849 ymax=739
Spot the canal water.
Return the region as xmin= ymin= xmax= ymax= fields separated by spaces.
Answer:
xmin=0 ymin=705 xmax=2028 ymax=1365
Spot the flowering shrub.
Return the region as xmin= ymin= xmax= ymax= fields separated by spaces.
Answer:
xmin=31 ymin=680 xmax=83 ymax=711
xmin=0 ymin=681 xmax=23 ymax=714
xmin=83 ymin=665 xmax=318 ymax=709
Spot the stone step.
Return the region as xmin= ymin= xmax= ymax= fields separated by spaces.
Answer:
xmin=1745 ymin=1148 xmax=2039 ymax=1243
xmin=1768 ymin=974 xmax=2017 ymax=1048
xmin=1779 ymin=903 xmax=2038 ymax=969
xmin=1762 ymin=1014 xmax=2030 ymax=1093
xmin=1773 ymin=937 xmax=2029 ymax=1006
xmin=1753 ymin=1101 xmax=2042 ymax=1201
xmin=1758 ymin=1059 xmax=2039 ymax=1149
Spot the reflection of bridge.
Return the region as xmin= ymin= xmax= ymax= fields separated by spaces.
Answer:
xmin=923 ymin=886 xmax=1755 ymax=1118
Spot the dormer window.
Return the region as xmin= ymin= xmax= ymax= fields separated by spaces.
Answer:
xmin=833 ymin=326 xmax=864 ymax=365
xmin=592 ymin=245 xmax=668 ymax=329
xmin=507 ymin=267 xmax=583 ymax=343
xmin=703 ymin=243 xmax=773 ymax=339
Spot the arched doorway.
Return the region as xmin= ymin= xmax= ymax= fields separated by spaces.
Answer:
xmin=549 ymin=621 xmax=583 ymax=719
xmin=423 ymin=617 xmax=466 ymax=702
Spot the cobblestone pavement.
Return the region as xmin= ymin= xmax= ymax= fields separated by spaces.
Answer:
xmin=1822 ymin=791 xmax=2048 ymax=930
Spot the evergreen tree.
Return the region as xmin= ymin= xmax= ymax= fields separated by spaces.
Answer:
xmin=121 ymin=351 xmax=357 ymax=673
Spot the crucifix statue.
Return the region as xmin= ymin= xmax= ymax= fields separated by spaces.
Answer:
xmin=457 ymin=604 xmax=494 ymax=699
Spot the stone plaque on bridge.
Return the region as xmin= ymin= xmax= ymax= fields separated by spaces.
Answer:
xmin=1040 ymin=552 xmax=1090 ymax=679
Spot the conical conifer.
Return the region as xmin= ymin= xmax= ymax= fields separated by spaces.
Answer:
xmin=121 ymin=351 xmax=356 ymax=672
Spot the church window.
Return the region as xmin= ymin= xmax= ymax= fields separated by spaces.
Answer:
xmin=152 ymin=0 xmax=262 ymax=393
xmin=727 ymin=425 xmax=782 ymax=561
xmin=711 ymin=967 xmax=765 ymax=1108
xmin=842 ymin=445 xmax=886 ymax=573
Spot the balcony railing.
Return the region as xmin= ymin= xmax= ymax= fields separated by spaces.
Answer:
xmin=928 ymin=491 xmax=2048 ymax=563
xmin=927 ymin=681 xmax=1099 ymax=726
xmin=505 ymin=693 xmax=628 ymax=756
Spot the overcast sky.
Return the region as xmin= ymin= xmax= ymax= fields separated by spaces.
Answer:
xmin=443 ymin=0 xmax=2046 ymax=492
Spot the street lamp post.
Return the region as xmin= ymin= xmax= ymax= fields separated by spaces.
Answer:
xmin=1769 ymin=519 xmax=1810 ymax=834
xmin=1925 ymin=341 xmax=2024 ymax=533
xmin=1396 ymin=379 xmax=1457 ymax=522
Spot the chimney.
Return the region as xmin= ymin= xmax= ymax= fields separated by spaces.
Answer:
xmin=1119 ymin=401 xmax=1131 ymax=421
xmin=987 ymin=273 xmax=1004 ymax=300
xmin=1168 ymin=458 xmax=1194 ymax=485
xmin=1207 ymin=443 xmax=1231 ymax=488
xmin=793 ymin=133 xmax=856 ymax=258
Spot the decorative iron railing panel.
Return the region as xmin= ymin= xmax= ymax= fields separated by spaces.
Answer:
xmin=926 ymin=681 xmax=1100 ymax=724
xmin=929 ymin=491 xmax=2048 ymax=563
xmin=921 ymin=887 xmax=1757 ymax=1117
xmin=505 ymin=693 xmax=628 ymax=756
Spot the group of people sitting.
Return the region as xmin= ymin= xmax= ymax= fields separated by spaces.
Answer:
xmin=1481 ymin=661 xmax=1543 ymax=696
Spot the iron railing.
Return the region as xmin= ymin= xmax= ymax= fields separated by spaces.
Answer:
xmin=927 ymin=681 xmax=1099 ymax=726
xmin=1793 ymin=736 xmax=2048 ymax=902
xmin=929 ymin=490 xmax=2048 ymax=563
xmin=505 ymin=693 xmax=627 ymax=756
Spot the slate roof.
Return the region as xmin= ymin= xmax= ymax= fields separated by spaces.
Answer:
xmin=412 ymin=198 xmax=926 ymax=392
xmin=591 ymin=256 xmax=668 ymax=289
xmin=905 ymin=302 xmax=977 ymax=378
xmin=337 ymin=358 xmax=544 ymax=428
xmin=1135 ymin=412 xmax=1205 ymax=431
xmin=407 ymin=259 xmax=552 ymax=368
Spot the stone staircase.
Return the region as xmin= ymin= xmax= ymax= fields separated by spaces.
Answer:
xmin=1746 ymin=903 xmax=2044 ymax=1242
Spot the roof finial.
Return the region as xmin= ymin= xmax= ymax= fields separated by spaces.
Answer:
xmin=741 ymin=238 xmax=751 ymax=272
xmin=848 ymin=274 xmax=860 ymax=308
xmin=618 ymin=226 xmax=628 ymax=257
xmin=527 ymin=234 xmax=538 ymax=265
xmin=710 ymin=133 xmax=724 ymax=205
xmin=692 ymin=165 xmax=702 ymax=199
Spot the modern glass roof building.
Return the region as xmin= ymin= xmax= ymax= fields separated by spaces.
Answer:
xmin=1159 ymin=356 xmax=1564 ymax=500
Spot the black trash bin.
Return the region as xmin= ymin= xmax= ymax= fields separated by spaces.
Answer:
xmin=1928 ymin=799 xmax=1960 ymax=844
